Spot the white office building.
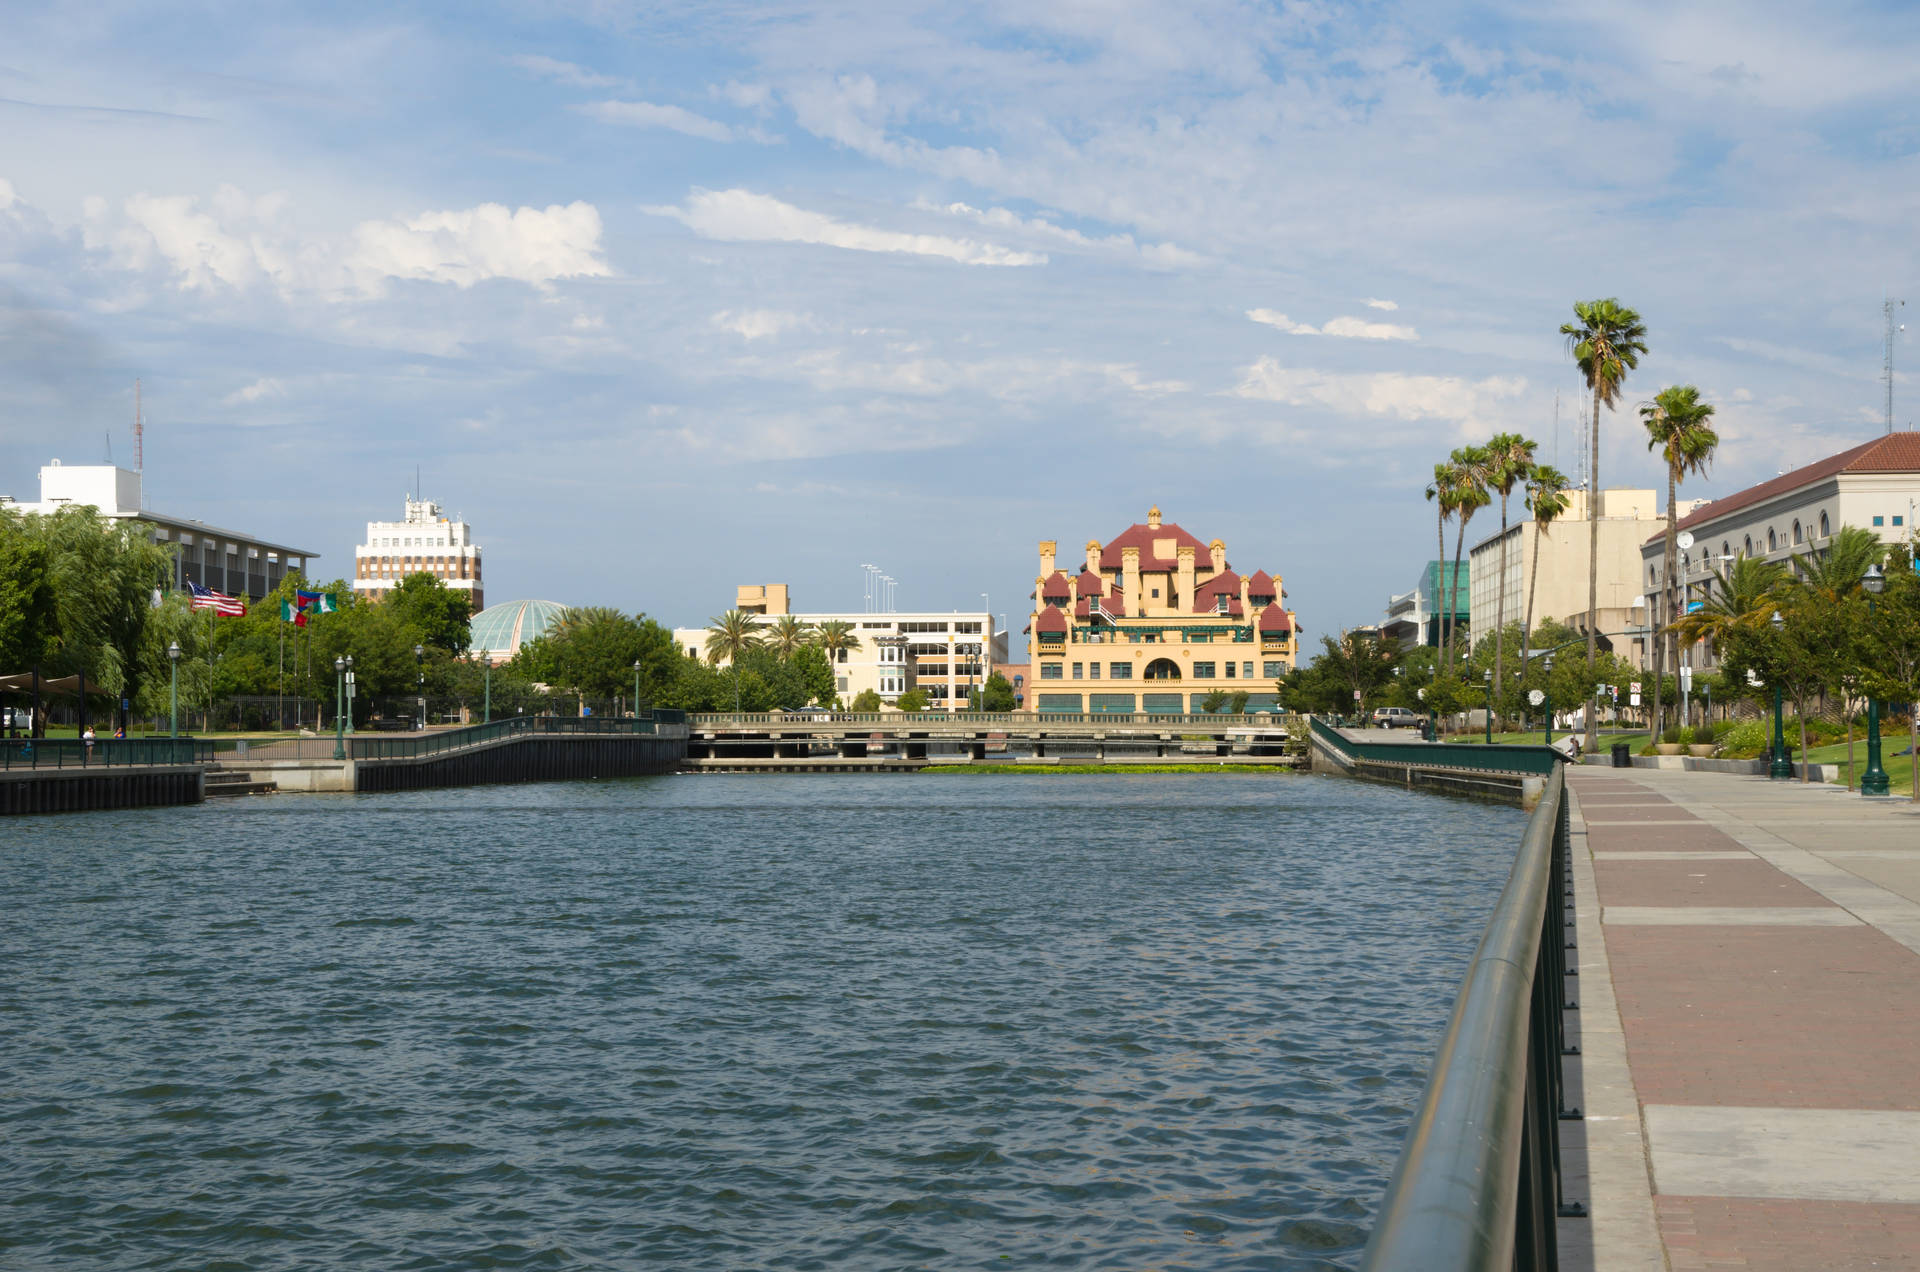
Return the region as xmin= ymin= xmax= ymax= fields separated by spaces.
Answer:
xmin=353 ymin=496 xmax=483 ymax=611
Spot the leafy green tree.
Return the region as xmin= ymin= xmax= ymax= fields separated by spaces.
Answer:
xmin=849 ymin=688 xmax=882 ymax=711
xmin=1200 ymin=690 xmax=1229 ymax=713
xmin=978 ymin=672 xmax=1016 ymax=712
xmin=766 ymin=615 xmax=813 ymax=657
xmin=0 ymin=514 xmax=57 ymax=672
xmin=704 ymin=608 xmax=764 ymax=711
xmin=1563 ymin=297 xmax=1649 ymax=742
xmin=895 ymin=688 xmax=928 ymax=712
xmin=789 ymin=645 xmax=835 ymax=707
xmin=1862 ymin=564 xmax=1920 ymax=801
xmin=813 ymin=620 xmax=861 ymax=663
xmin=1228 ymin=689 xmax=1250 ymax=714
xmin=30 ymin=506 xmax=174 ymax=722
xmin=1443 ymin=445 xmax=1491 ymax=671
xmin=388 ymin=572 xmax=474 ymax=654
xmin=1317 ymin=630 xmax=1401 ymax=719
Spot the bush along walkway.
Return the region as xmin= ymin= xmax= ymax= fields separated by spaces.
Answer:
xmin=1563 ymin=765 xmax=1920 ymax=1271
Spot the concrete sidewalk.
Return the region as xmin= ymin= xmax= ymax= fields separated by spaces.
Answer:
xmin=1560 ymin=768 xmax=1920 ymax=1271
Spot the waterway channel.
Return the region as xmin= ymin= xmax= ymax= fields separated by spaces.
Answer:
xmin=1 ymin=773 xmax=1523 ymax=1270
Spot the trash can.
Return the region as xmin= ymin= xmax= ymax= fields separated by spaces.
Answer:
xmin=1611 ymin=741 xmax=1632 ymax=768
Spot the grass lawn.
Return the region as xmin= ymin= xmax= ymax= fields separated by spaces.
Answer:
xmin=1443 ymin=729 xmax=1652 ymax=751
xmin=1792 ymin=731 xmax=1920 ymax=798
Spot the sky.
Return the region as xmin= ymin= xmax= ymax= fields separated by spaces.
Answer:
xmin=3 ymin=1 xmax=1918 ymax=654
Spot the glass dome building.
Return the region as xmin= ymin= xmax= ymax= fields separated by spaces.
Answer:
xmin=469 ymin=599 xmax=569 ymax=665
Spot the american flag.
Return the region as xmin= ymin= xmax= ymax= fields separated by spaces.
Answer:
xmin=187 ymin=581 xmax=247 ymax=616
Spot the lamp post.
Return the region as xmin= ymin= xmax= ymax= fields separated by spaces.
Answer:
xmin=333 ymin=655 xmax=348 ymax=760
xmin=1542 ymin=655 xmax=1555 ymax=745
xmin=167 ymin=641 xmax=181 ymax=738
xmin=414 ymin=644 xmax=426 ymax=732
xmin=1768 ymin=610 xmax=1793 ymax=780
xmin=1483 ymin=668 xmax=1493 ymax=744
xmin=632 ymin=659 xmax=641 ymax=718
xmin=344 ymin=654 xmax=355 ymax=736
xmin=1862 ymin=564 xmax=1890 ymax=796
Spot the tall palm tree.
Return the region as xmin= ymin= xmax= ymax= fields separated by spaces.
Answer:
xmin=767 ymin=614 xmax=813 ymax=657
xmin=1563 ymin=298 xmax=1648 ymax=747
xmin=704 ymin=608 xmax=763 ymax=711
xmin=1426 ymin=460 xmax=1466 ymax=664
xmin=1523 ymin=465 xmax=1571 ymax=652
xmin=812 ymin=619 xmax=861 ymax=661
xmin=1640 ymin=385 xmax=1718 ymax=735
xmin=1446 ymin=445 xmax=1491 ymax=673
xmin=1482 ymin=432 xmax=1538 ymax=710
xmin=1670 ymin=555 xmax=1788 ymax=653
xmin=1795 ymin=525 xmax=1884 ymax=598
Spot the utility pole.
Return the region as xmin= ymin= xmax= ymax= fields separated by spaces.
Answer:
xmin=1886 ymin=298 xmax=1905 ymax=434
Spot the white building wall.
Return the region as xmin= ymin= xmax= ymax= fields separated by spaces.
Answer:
xmin=672 ymin=611 xmax=1009 ymax=710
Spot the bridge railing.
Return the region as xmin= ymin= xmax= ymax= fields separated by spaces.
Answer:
xmin=1360 ymin=763 xmax=1576 ymax=1271
xmin=688 ymin=711 xmax=1298 ymax=729
xmin=0 ymin=737 xmax=216 ymax=770
xmin=353 ymin=712 xmax=684 ymax=760
xmin=1309 ymin=717 xmax=1560 ymax=776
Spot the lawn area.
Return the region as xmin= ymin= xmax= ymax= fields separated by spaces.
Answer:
xmin=1798 ymin=732 xmax=1920 ymax=798
xmin=1443 ymin=729 xmax=1652 ymax=751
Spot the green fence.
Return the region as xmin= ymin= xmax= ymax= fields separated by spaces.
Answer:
xmin=0 ymin=737 xmax=216 ymax=770
xmin=351 ymin=711 xmax=685 ymax=760
xmin=1309 ymin=716 xmax=1561 ymax=777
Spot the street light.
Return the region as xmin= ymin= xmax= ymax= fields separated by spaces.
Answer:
xmin=1768 ymin=610 xmax=1792 ymax=780
xmin=333 ymin=655 xmax=348 ymax=760
xmin=1483 ymin=667 xmax=1493 ymax=744
xmin=167 ymin=641 xmax=181 ymax=738
xmin=344 ymin=654 xmax=355 ymax=736
xmin=1541 ymin=654 xmax=1555 ymax=745
xmin=632 ymin=659 xmax=641 ymax=719
xmin=1862 ymin=564 xmax=1890 ymax=797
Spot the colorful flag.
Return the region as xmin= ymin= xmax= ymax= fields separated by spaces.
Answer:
xmin=187 ymin=581 xmax=247 ymax=616
xmin=296 ymin=590 xmax=338 ymax=614
xmin=281 ymin=599 xmax=311 ymax=627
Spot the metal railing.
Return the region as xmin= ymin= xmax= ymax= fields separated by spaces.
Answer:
xmin=1309 ymin=717 xmax=1561 ymax=777
xmin=1360 ymin=762 xmax=1577 ymax=1271
xmin=351 ymin=711 xmax=686 ymax=760
xmin=0 ymin=737 xmax=216 ymax=770
xmin=688 ymin=711 xmax=1298 ymax=729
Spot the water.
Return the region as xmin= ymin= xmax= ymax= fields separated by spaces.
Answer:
xmin=0 ymin=773 xmax=1523 ymax=1271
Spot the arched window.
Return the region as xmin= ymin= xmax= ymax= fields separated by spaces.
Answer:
xmin=1722 ymin=541 xmax=1730 ymax=558
xmin=1793 ymin=520 xmax=1803 ymax=545
xmin=1820 ymin=511 xmax=1830 ymax=537
xmin=1743 ymin=535 xmax=1753 ymax=556
xmin=1768 ymin=528 xmax=1777 ymax=551
xmin=1649 ymin=565 xmax=1658 ymax=585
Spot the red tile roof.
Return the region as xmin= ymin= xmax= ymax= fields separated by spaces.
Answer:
xmin=1040 ymin=570 xmax=1071 ymax=598
xmin=1191 ymin=570 xmax=1244 ymax=615
xmin=1076 ymin=569 xmax=1108 ymax=594
xmin=1076 ymin=589 xmax=1126 ymax=619
xmin=1652 ymin=434 xmax=1920 ymax=544
xmin=1259 ymin=605 xmax=1294 ymax=633
xmin=1033 ymin=607 xmax=1068 ymax=634
xmin=1103 ymin=521 xmax=1211 ymax=570
xmin=1246 ymin=569 xmax=1276 ymax=594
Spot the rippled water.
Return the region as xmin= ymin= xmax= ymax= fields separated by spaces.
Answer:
xmin=1 ymin=773 xmax=1522 ymax=1270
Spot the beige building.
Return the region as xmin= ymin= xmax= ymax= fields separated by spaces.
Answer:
xmin=673 ymin=585 xmax=1007 ymax=711
xmin=1466 ymin=488 xmax=1703 ymax=667
xmin=1026 ymin=506 xmax=1299 ymax=713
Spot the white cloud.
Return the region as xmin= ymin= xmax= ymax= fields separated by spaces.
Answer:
xmin=718 ymin=81 xmax=773 ymax=110
xmin=644 ymin=189 xmax=1045 ymax=266
xmin=1365 ymin=298 xmax=1398 ymax=311
xmin=712 ymin=308 xmax=809 ymax=340
xmin=922 ymin=200 xmax=1206 ymax=269
xmin=1233 ymin=357 xmax=1526 ymax=424
xmin=510 ymin=54 xmax=622 ymax=89
xmin=87 ymin=188 xmax=612 ymax=298
xmin=1247 ymin=308 xmax=1418 ymax=341
xmin=0 ymin=178 xmax=18 ymax=212
xmin=579 ymin=100 xmax=736 ymax=142
xmin=223 ymin=377 xmax=286 ymax=405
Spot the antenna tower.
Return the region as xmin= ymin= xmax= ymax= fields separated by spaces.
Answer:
xmin=134 ymin=378 xmax=143 ymax=472
xmin=1886 ymin=298 xmax=1906 ymax=434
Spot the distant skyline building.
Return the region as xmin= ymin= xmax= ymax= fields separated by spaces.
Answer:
xmin=674 ymin=583 xmax=1006 ymax=710
xmin=1382 ymin=560 xmax=1469 ymax=649
xmin=353 ymin=496 xmax=483 ymax=612
xmin=1026 ymin=505 xmax=1298 ymax=713
xmin=1 ymin=459 xmax=316 ymax=601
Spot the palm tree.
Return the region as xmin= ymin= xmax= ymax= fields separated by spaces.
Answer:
xmin=704 ymin=608 xmax=764 ymax=711
xmin=1426 ymin=461 xmax=1463 ymax=663
xmin=1523 ymin=465 xmax=1571 ymax=652
xmin=1446 ymin=445 xmax=1491 ymax=673
xmin=767 ymin=614 xmax=813 ymax=657
xmin=1670 ymin=556 xmax=1788 ymax=653
xmin=1640 ymin=385 xmax=1718 ymax=735
xmin=1795 ymin=525 xmax=1884 ymax=598
xmin=812 ymin=619 xmax=861 ymax=661
xmin=1563 ymin=298 xmax=1649 ymax=746
xmin=1482 ymin=433 xmax=1538 ymax=711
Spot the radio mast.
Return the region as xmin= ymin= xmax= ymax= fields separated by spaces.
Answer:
xmin=1886 ymin=299 xmax=1905 ymax=434
xmin=134 ymin=378 xmax=144 ymax=471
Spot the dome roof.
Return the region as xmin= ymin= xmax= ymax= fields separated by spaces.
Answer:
xmin=470 ymin=599 xmax=569 ymax=662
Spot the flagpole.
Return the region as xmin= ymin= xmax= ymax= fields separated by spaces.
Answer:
xmin=278 ymin=613 xmax=285 ymax=733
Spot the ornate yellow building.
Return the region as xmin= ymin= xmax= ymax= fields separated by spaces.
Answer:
xmin=1025 ymin=506 xmax=1298 ymax=713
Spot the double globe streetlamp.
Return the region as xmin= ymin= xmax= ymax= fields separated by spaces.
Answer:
xmin=167 ymin=640 xmax=182 ymax=738
xmin=333 ymin=653 xmax=354 ymax=760
xmin=1768 ymin=611 xmax=1793 ymax=780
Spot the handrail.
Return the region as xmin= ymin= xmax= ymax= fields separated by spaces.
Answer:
xmin=686 ymin=711 xmax=1297 ymax=728
xmin=352 ymin=712 xmax=685 ymax=760
xmin=1308 ymin=716 xmax=1561 ymax=777
xmin=0 ymin=737 xmax=216 ymax=770
xmin=1360 ymin=763 xmax=1574 ymax=1270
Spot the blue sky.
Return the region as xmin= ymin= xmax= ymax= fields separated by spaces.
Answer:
xmin=4 ymin=1 xmax=1918 ymax=652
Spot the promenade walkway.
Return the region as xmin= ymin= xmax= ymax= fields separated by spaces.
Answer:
xmin=1562 ymin=766 xmax=1920 ymax=1271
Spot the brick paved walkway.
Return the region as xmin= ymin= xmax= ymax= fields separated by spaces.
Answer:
xmin=1561 ymin=767 xmax=1920 ymax=1271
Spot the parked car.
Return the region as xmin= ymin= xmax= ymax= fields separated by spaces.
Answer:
xmin=1371 ymin=706 xmax=1421 ymax=729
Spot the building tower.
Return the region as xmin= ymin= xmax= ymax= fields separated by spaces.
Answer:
xmin=353 ymin=495 xmax=483 ymax=611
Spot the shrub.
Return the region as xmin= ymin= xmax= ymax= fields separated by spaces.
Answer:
xmin=1662 ymin=726 xmax=1683 ymax=744
xmin=1675 ymin=726 xmax=1695 ymax=746
xmin=1718 ymin=719 xmax=1799 ymax=759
